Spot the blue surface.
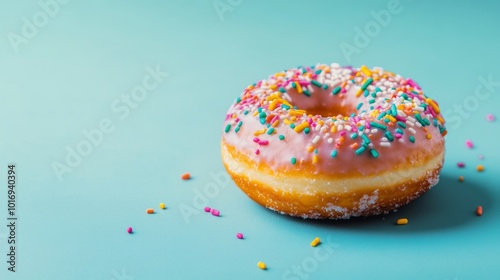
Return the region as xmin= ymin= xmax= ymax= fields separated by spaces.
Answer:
xmin=1 ymin=1 xmax=499 ymax=279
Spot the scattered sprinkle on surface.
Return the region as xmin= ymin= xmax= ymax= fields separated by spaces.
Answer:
xmin=236 ymin=233 xmax=244 ymax=239
xmin=257 ymin=261 xmax=267 ymax=270
xmin=127 ymin=227 xmax=133 ymax=234
xmin=396 ymin=218 xmax=408 ymax=225
xmin=486 ymin=113 xmax=495 ymax=122
xmin=181 ymin=173 xmax=191 ymax=180
xmin=310 ymin=237 xmax=321 ymax=247
xmin=477 ymin=206 xmax=483 ymax=216
xmin=477 ymin=165 xmax=485 ymax=172
xmin=457 ymin=162 xmax=465 ymax=168
xmin=146 ymin=208 xmax=154 ymax=214
xmin=160 ymin=202 xmax=166 ymax=209
xmin=465 ymin=140 xmax=474 ymax=149
xmin=459 ymin=176 xmax=465 ymax=182
xmin=211 ymin=209 xmax=220 ymax=216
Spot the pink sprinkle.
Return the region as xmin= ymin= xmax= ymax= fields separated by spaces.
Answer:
xmin=457 ymin=162 xmax=465 ymax=168
xmin=395 ymin=133 xmax=402 ymax=139
xmin=127 ymin=227 xmax=133 ymax=234
xmin=253 ymin=137 xmax=259 ymax=143
xmin=259 ymin=140 xmax=269 ymax=146
xmin=465 ymin=140 xmax=474 ymax=149
xmin=340 ymin=131 xmax=346 ymax=136
xmin=255 ymin=149 xmax=260 ymax=155
xmin=341 ymin=88 xmax=347 ymax=93
xmin=211 ymin=209 xmax=220 ymax=217
xmin=407 ymin=78 xmax=420 ymax=89
xmin=236 ymin=233 xmax=244 ymax=239
xmin=486 ymin=114 xmax=495 ymax=122
xmin=204 ymin=207 xmax=211 ymax=212
xmin=478 ymin=154 xmax=484 ymax=160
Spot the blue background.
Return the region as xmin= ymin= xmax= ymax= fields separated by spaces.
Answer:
xmin=1 ymin=0 xmax=499 ymax=279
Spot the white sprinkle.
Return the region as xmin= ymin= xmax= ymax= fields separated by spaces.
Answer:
xmin=371 ymin=129 xmax=378 ymax=134
xmin=323 ymin=133 xmax=330 ymax=139
xmin=407 ymin=116 xmax=416 ymax=122
xmin=405 ymin=121 xmax=415 ymax=127
xmin=337 ymin=125 xmax=344 ymax=131
xmin=327 ymin=138 xmax=333 ymax=144
xmin=398 ymin=139 xmax=405 ymax=143
xmin=380 ymin=142 xmax=391 ymax=147
xmin=414 ymin=106 xmax=424 ymax=112
xmin=312 ymin=135 xmax=320 ymax=144
xmin=345 ymin=125 xmax=352 ymax=131
xmin=415 ymin=122 xmax=422 ymax=128
xmin=409 ymin=127 xmax=417 ymax=134
xmin=381 ymin=137 xmax=388 ymax=142
xmin=397 ymin=110 xmax=407 ymax=117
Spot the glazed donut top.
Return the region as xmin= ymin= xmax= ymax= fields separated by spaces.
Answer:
xmin=222 ymin=63 xmax=447 ymax=176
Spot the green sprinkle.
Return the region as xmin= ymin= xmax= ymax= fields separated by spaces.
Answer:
xmin=385 ymin=131 xmax=394 ymax=142
xmin=401 ymin=93 xmax=409 ymax=100
xmin=279 ymin=87 xmax=286 ymax=93
xmin=281 ymin=104 xmax=291 ymax=110
xmin=369 ymin=99 xmax=376 ymax=104
xmin=267 ymin=128 xmax=275 ymax=135
xmin=315 ymin=69 xmax=322 ymax=74
xmin=383 ymin=118 xmax=390 ymax=123
xmin=356 ymin=102 xmax=363 ymax=110
xmin=259 ymin=118 xmax=266 ymax=124
xmin=364 ymin=90 xmax=370 ymax=97
xmin=290 ymin=124 xmax=296 ymax=129
xmin=303 ymin=90 xmax=311 ymax=97
xmin=236 ymin=97 xmax=241 ymax=103
xmin=279 ymin=135 xmax=285 ymax=140
xmin=397 ymin=121 xmax=407 ymax=128
xmin=370 ymin=149 xmax=379 ymax=158
xmin=311 ymin=80 xmax=322 ymax=87
xmin=314 ymin=149 xmax=318 ymax=154
xmin=361 ymin=134 xmax=370 ymax=144
xmin=355 ymin=146 xmax=367 ymax=155
xmin=243 ymin=110 xmax=249 ymax=115
xmin=237 ymin=121 xmax=243 ymax=127
xmin=423 ymin=118 xmax=431 ymax=126
xmin=224 ymin=124 xmax=231 ymax=133
xmin=331 ymin=150 xmax=337 ymax=158
xmin=377 ymin=112 xmax=386 ymax=120
xmin=304 ymin=127 xmax=310 ymax=134
xmin=375 ymin=87 xmax=381 ymax=92
xmin=351 ymin=133 xmax=358 ymax=139
xmin=361 ymin=78 xmax=373 ymax=90
xmin=332 ymin=86 xmax=341 ymax=95
xmin=391 ymin=104 xmax=397 ymax=116
xmin=415 ymin=114 xmax=426 ymax=126
xmin=291 ymin=157 xmax=297 ymax=165
xmin=259 ymin=112 xmax=266 ymax=118
xmin=409 ymin=136 xmax=416 ymax=143
xmin=322 ymin=84 xmax=328 ymax=90
xmin=396 ymin=128 xmax=404 ymax=135
xmin=291 ymin=82 xmax=297 ymax=88
xmin=235 ymin=127 xmax=240 ymax=133
xmin=370 ymin=122 xmax=388 ymax=130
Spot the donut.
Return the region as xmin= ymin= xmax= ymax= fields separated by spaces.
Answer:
xmin=221 ymin=63 xmax=446 ymax=219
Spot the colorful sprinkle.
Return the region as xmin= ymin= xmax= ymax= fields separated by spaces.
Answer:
xmin=457 ymin=162 xmax=465 ymax=168
xmin=211 ymin=209 xmax=220 ymax=217
xmin=486 ymin=113 xmax=495 ymax=122
xmin=279 ymin=135 xmax=285 ymax=140
xmin=396 ymin=218 xmax=408 ymax=225
xmin=459 ymin=176 xmax=464 ymax=182
xmin=310 ymin=237 xmax=321 ymax=247
xmin=160 ymin=202 xmax=166 ymax=209
xmin=477 ymin=165 xmax=484 ymax=172
xmin=127 ymin=227 xmax=133 ymax=234
xmin=465 ymin=140 xmax=474 ymax=149
xmin=236 ymin=233 xmax=244 ymax=239
xmin=257 ymin=261 xmax=267 ymax=270
xmin=204 ymin=206 xmax=211 ymax=212
xmin=181 ymin=173 xmax=191 ymax=180
xmin=146 ymin=208 xmax=154 ymax=214
xmin=476 ymin=206 xmax=483 ymax=216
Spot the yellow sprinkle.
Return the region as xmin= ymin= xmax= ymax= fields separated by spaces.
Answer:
xmin=330 ymin=125 xmax=337 ymax=133
xmin=283 ymin=119 xmax=291 ymax=125
xmin=269 ymin=84 xmax=277 ymax=90
xmin=477 ymin=165 xmax=484 ymax=172
xmin=291 ymin=116 xmax=297 ymax=121
xmin=310 ymin=237 xmax=321 ymax=247
xmin=437 ymin=116 xmax=445 ymax=124
xmin=289 ymin=110 xmax=307 ymax=116
xmin=360 ymin=65 xmax=372 ymax=76
xmin=252 ymin=111 xmax=259 ymax=117
xmin=268 ymin=99 xmax=279 ymax=111
xmin=426 ymin=134 xmax=432 ymax=139
xmin=295 ymin=82 xmax=303 ymax=93
xmin=355 ymin=88 xmax=363 ymax=97
xmin=253 ymin=129 xmax=266 ymax=136
xmin=272 ymin=120 xmax=279 ymax=127
xmin=386 ymin=115 xmax=397 ymax=123
xmin=396 ymin=218 xmax=408 ymax=225
xmin=426 ymin=98 xmax=441 ymax=114
xmin=307 ymin=145 xmax=314 ymax=152
xmin=312 ymin=155 xmax=318 ymax=164
xmin=257 ymin=261 xmax=266 ymax=270
xmin=294 ymin=122 xmax=309 ymax=133
xmin=160 ymin=202 xmax=166 ymax=209
xmin=265 ymin=93 xmax=279 ymax=101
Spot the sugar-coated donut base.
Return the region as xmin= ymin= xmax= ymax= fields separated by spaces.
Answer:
xmin=222 ymin=141 xmax=444 ymax=219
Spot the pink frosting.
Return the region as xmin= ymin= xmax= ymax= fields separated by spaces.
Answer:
xmin=222 ymin=64 xmax=446 ymax=176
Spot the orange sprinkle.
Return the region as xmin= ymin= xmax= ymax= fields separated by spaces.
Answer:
xmin=459 ymin=176 xmax=464 ymax=182
xmin=181 ymin=173 xmax=191 ymax=180
xmin=146 ymin=208 xmax=155 ymax=214
xmin=476 ymin=206 xmax=483 ymax=216
xmin=307 ymin=145 xmax=314 ymax=153
xmin=396 ymin=218 xmax=408 ymax=225
xmin=426 ymin=134 xmax=432 ymax=139
xmin=477 ymin=165 xmax=484 ymax=172
xmin=350 ymin=143 xmax=359 ymax=149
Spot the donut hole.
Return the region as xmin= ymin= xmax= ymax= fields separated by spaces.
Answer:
xmin=302 ymin=103 xmax=356 ymax=118
xmin=287 ymin=92 xmax=358 ymax=118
